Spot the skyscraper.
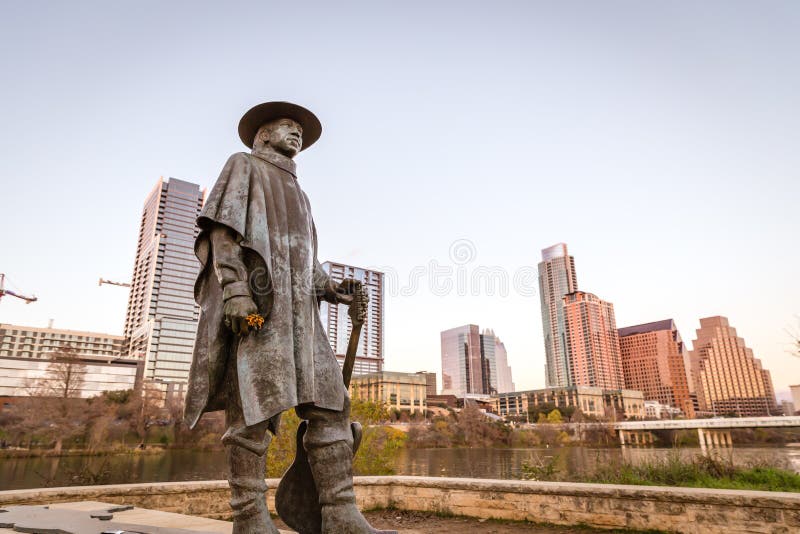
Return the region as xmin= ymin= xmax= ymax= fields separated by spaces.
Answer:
xmin=483 ymin=329 xmax=515 ymax=393
xmin=618 ymin=319 xmax=695 ymax=418
xmin=563 ymin=291 xmax=624 ymax=390
xmin=497 ymin=337 xmax=515 ymax=393
xmin=538 ymin=243 xmax=578 ymax=388
xmin=790 ymin=385 xmax=800 ymax=415
xmin=689 ymin=316 xmax=776 ymax=417
xmin=123 ymin=178 xmax=204 ymax=389
xmin=440 ymin=324 xmax=504 ymax=396
xmin=479 ymin=329 xmax=499 ymax=394
xmin=319 ymin=261 xmax=384 ymax=375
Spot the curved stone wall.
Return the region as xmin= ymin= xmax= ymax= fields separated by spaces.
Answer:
xmin=1 ymin=477 xmax=798 ymax=533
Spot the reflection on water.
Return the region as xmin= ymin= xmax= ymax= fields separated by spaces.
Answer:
xmin=0 ymin=449 xmax=229 ymax=491
xmin=1 ymin=446 xmax=798 ymax=491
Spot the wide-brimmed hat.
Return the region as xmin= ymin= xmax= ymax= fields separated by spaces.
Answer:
xmin=238 ymin=101 xmax=322 ymax=151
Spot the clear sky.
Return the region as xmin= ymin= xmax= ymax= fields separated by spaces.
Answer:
xmin=1 ymin=1 xmax=798 ymax=398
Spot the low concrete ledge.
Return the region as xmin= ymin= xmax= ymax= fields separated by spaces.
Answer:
xmin=355 ymin=477 xmax=800 ymax=533
xmin=2 ymin=477 xmax=798 ymax=533
xmin=0 ymin=480 xmax=233 ymax=520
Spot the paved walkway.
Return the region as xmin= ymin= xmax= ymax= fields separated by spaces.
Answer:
xmin=0 ymin=502 xmax=634 ymax=534
xmin=0 ymin=501 xmax=243 ymax=534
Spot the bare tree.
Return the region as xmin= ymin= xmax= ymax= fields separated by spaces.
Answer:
xmin=119 ymin=381 xmax=165 ymax=447
xmin=29 ymin=345 xmax=87 ymax=398
xmin=13 ymin=346 xmax=93 ymax=452
xmin=6 ymin=395 xmax=88 ymax=453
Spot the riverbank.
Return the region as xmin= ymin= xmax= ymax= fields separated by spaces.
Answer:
xmin=4 ymin=445 xmax=799 ymax=492
xmin=0 ymin=447 xmax=170 ymax=459
xmin=522 ymin=451 xmax=800 ymax=492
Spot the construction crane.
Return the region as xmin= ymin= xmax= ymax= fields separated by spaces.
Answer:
xmin=98 ymin=278 xmax=131 ymax=288
xmin=0 ymin=273 xmax=37 ymax=304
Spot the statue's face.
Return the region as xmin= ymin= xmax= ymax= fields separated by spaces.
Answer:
xmin=259 ymin=118 xmax=303 ymax=157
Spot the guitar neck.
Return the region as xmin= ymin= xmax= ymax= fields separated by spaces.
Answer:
xmin=342 ymin=322 xmax=363 ymax=389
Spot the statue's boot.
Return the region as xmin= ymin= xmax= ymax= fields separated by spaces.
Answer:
xmin=303 ymin=401 xmax=397 ymax=534
xmin=223 ymin=426 xmax=279 ymax=534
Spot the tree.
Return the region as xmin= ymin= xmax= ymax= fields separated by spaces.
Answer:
xmin=28 ymin=345 xmax=86 ymax=398
xmin=528 ymin=402 xmax=556 ymax=423
xmin=264 ymin=400 xmax=405 ymax=477
xmin=350 ymin=398 xmax=406 ymax=474
xmin=547 ymin=409 xmax=563 ymax=424
xmin=351 ymin=398 xmax=389 ymax=424
xmin=570 ymin=408 xmax=586 ymax=423
xmin=353 ymin=426 xmax=406 ymax=475
xmin=537 ymin=413 xmax=548 ymax=424
xmin=559 ymin=406 xmax=576 ymax=422
xmin=116 ymin=382 xmax=164 ymax=446
xmin=18 ymin=346 xmax=90 ymax=452
xmin=266 ymin=409 xmax=301 ymax=477
xmin=5 ymin=396 xmax=88 ymax=453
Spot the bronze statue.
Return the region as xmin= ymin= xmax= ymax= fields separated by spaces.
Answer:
xmin=184 ymin=102 xmax=393 ymax=534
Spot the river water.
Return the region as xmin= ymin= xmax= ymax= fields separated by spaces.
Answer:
xmin=1 ymin=446 xmax=798 ymax=491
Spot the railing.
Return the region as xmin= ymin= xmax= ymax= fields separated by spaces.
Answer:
xmin=614 ymin=415 xmax=800 ymax=431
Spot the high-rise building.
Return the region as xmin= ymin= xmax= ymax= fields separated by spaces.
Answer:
xmin=791 ymin=385 xmax=800 ymax=415
xmin=538 ymin=243 xmax=578 ymax=388
xmin=441 ymin=324 xmax=482 ymax=397
xmin=123 ymin=178 xmax=204 ymax=388
xmin=440 ymin=324 xmax=504 ymax=397
xmin=563 ymin=291 xmax=624 ymax=390
xmin=484 ymin=329 xmax=515 ymax=393
xmin=618 ymin=319 xmax=695 ymax=418
xmin=496 ymin=336 xmax=514 ymax=393
xmin=689 ymin=316 xmax=777 ymax=417
xmin=761 ymin=368 xmax=778 ymax=415
xmin=478 ymin=329 xmax=499 ymax=394
xmin=319 ymin=261 xmax=384 ymax=375
xmin=415 ymin=371 xmax=438 ymax=396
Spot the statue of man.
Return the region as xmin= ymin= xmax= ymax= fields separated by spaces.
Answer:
xmin=184 ymin=102 xmax=387 ymax=533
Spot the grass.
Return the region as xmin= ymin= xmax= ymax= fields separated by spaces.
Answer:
xmin=577 ymin=453 xmax=800 ymax=492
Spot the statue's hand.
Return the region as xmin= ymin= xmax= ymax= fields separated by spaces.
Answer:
xmin=224 ymin=295 xmax=259 ymax=336
xmin=337 ymin=279 xmax=369 ymax=325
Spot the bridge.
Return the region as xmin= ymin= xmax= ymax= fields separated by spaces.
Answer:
xmin=612 ymin=416 xmax=800 ymax=448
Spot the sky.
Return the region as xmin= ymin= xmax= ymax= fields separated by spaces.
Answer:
xmin=1 ymin=1 xmax=798 ymax=399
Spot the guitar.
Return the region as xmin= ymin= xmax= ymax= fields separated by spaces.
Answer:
xmin=275 ymin=279 xmax=368 ymax=534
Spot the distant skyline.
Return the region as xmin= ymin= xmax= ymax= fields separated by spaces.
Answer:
xmin=1 ymin=2 xmax=798 ymax=398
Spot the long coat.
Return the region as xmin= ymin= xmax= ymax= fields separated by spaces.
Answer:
xmin=184 ymin=151 xmax=345 ymax=430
